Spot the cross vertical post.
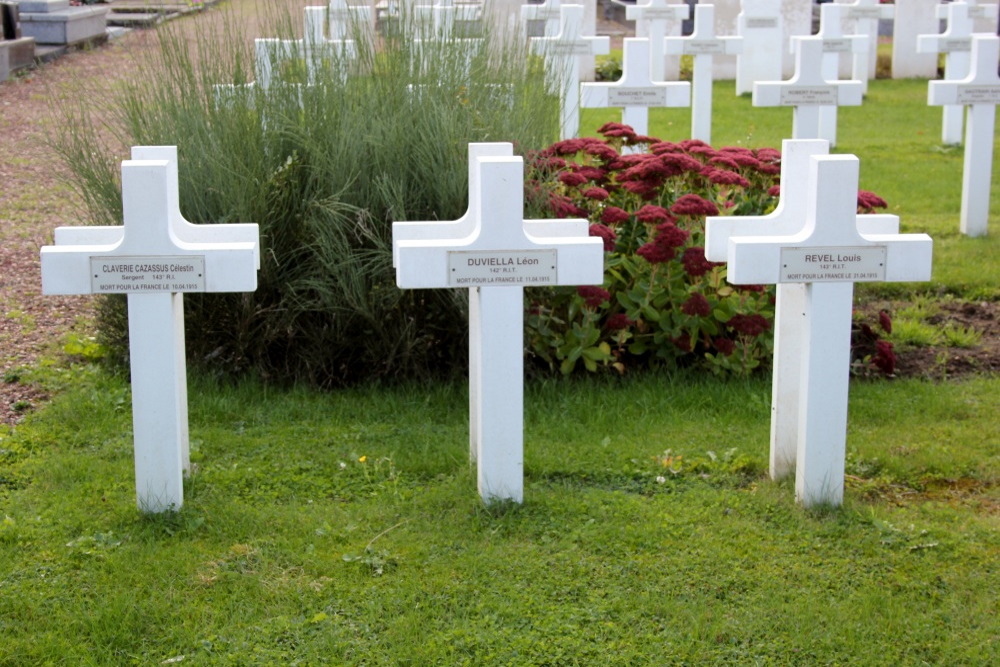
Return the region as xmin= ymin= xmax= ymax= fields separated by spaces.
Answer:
xmin=623 ymin=0 xmax=689 ymax=82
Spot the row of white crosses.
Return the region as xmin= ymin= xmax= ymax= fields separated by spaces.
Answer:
xmin=393 ymin=143 xmax=604 ymax=504
xmin=40 ymin=147 xmax=260 ymax=513
xmin=415 ymin=0 xmax=480 ymax=35
xmin=623 ymin=0 xmax=689 ymax=83
xmin=918 ymin=0 xmax=999 ymax=145
xmin=706 ymin=139 xmax=933 ymax=508
xmin=530 ymin=4 xmax=609 ymax=140
xmin=837 ymin=0 xmax=895 ymax=95
xmin=928 ymin=35 xmax=1000 ymax=238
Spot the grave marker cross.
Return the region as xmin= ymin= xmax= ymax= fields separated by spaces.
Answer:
xmin=705 ymin=139 xmax=900 ymax=481
xmin=735 ymin=0 xmax=783 ymax=96
xmin=530 ymin=4 xmax=610 ymax=140
xmin=928 ymin=34 xmax=1000 ymax=238
xmin=521 ymin=0 xmax=562 ymax=38
xmin=918 ymin=0 xmax=998 ymax=145
xmin=40 ymin=150 xmax=259 ymax=513
xmin=838 ymin=0 xmax=895 ymax=94
xmin=393 ymin=145 xmax=604 ymax=503
xmin=622 ymin=0 xmax=689 ymax=82
xmin=717 ymin=154 xmax=932 ymax=507
xmin=664 ymin=4 xmax=742 ymax=144
xmin=580 ymin=38 xmax=690 ymax=146
xmin=392 ymin=143 xmax=590 ymax=464
xmin=753 ymin=37 xmax=862 ymax=145
xmin=807 ymin=4 xmax=867 ymax=147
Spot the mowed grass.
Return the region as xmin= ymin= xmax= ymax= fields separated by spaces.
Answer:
xmin=1 ymin=61 xmax=998 ymax=662
xmin=1 ymin=366 xmax=998 ymax=663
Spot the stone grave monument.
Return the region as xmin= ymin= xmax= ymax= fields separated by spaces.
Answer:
xmin=918 ymin=0 xmax=999 ymax=145
xmin=16 ymin=0 xmax=108 ymax=47
xmin=580 ymin=38 xmax=690 ymax=144
xmin=705 ymin=139 xmax=901 ymax=481
xmin=928 ymin=35 xmax=1000 ymax=238
xmin=753 ymin=37 xmax=863 ymax=146
xmin=40 ymin=147 xmax=260 ymax=513
xmin=733 ymin=0 xmax=783 ymax=94
xmin=393 ymin=144 xmax=604 ymax=503
xmin=664 ymin=3 xmax=742 ymax=144
xmin=392 ymin=143 xmax=591 ymax=465
xmin=708 ymin=151 xmax=932 ymax=507
xmin=1 ymin=2 xmax=35 ymax=83
xmin=891 ymin=0 xmax=938 ymax=78
xmin=530 ymin=3 xmax=610 ymax=139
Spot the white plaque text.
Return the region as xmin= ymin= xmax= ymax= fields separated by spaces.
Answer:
xmin=685 ymin=40 xmax=727 ymax=55
xmin=956 ymin=85 xmax=1000 ymax=105
xmin=779 ymin=86 xmax=839 ymax=106
xmin=746 ymin=17 xmax=779 ymax=29
xmin=449 ymin=250 xmax=558 ymax=287
xmin=780 ymin=246 xmax=887 ymax=283
xmin=90 ymin=256 xmax=207 ymax=293
xmin=609 ymin=87 xmax=669 ymax=106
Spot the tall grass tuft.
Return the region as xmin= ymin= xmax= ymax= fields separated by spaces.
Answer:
xmin=55 ymin=2 xmax=556 ymax=386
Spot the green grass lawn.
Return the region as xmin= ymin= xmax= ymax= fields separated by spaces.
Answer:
xmin=2 ymin=71 xmax=999 ymax=662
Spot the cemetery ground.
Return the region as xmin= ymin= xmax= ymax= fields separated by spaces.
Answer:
xmin=1 ymin=7 xmax=999 ymax=663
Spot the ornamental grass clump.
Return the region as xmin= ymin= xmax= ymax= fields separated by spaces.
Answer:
xmin=55 ymin=2 xmax=554 ymax=386
xmin=524 ymin=122 xmax=888 ymax=376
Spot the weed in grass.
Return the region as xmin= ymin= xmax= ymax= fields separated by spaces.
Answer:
xmin=941 ymin=323 xmax=983 ymax=348
xmin=889 ymin=319 xmax=944 ymax=347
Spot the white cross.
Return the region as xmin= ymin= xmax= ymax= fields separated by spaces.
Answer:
xmin=40 ymin=150 xmax=259 ymax=513
xmin=838 ymin=0 xmax=895 ymax=92
xmin=807 ymin=4 xmax=867 ymax=147
xmin=581 ymin=38 xmax=690 ymax=146
xmin=753 ymin=37 xmax=863 ymax=145
xmin=735 ymin=0 xmax=783 ymax=96
xmin=717 ymin=153 xmax=932 ymax=507
xmin=705 ymin=139 xmax=901 ymax=482
xmin=392 ymin=143 xmax=590 ymax=464
xmin=530 ymin=4 xmax=610 ymax=140
xmin=918 ymin=1 xmax=998 ymax=145
xmin=664 ymin=4 xmax=742 ymax=144
xmin=621 ymin=0 xmax=689 ymax=82
xmin=929 ymin=35 xmax=1000 ymax=238
xmin=415 ymin=0 xmax=480 ymax=36
xmin=521 ymin=0 xmax=562 ymax=38
xmin=324 ymin=0 xmax=376 ymax=41
xmin=393 ymin=146 xmax=604 ymax=503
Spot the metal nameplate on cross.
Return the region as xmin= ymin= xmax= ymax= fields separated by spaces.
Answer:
xmin=664 ymin=4 xmax=742 ymax=144
xmin=928 ymin=35 xmax=1000 ymax=238
xmin=530 ymin=4 xmax=610 ymax=140
xmin=393 ymin=144 xmax=604 ymax=504
xmin=40 ymin=149 xmax=259 ymax=514
xmin=717 ymin=152 xmax=931 ymax=508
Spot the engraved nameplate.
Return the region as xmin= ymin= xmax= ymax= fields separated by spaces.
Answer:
xmin=685 ymin=40 xmax=727 ymax=55
xmin=849 ymin=7 xmax=883 ymax=20
xmin=956 ymin=85 xmax=1000 ymax=105
xmin=91 ymin=256 xmax=206 ymax=293
xmin=640 ymin=8 xmax=684 ymax=21
xmin=822 ymin=39 xmax=853 ymax=53
xmin=941 ymin=38 xmax=972 ymax=53
xmin=448 ymin=250 xmax=557 ymax=287
xmin=609 ymin=87 xmax=669 ymax=106
xmin=779 ymin=86 xmax=839 ymax=105
xmin=779 ymin=246 xmax=887 ymax=283
xmin=550 ymin=42 xmax=594 ymax=57
xmin=746 ymin=17 xmax=779 ymax=29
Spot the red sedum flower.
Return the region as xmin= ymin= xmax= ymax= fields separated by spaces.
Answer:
xmin=681 ymin=293 xmax=712 ymax=317
xmin=671 ymin=194 xmax=719 ymax=217
xmin=577 ymin=285 xmax=611 ymax=308
xmin=589 ymin=223 xmax=617 ymax=252
xmin=601 ymin=206 xmax=631 ymax=225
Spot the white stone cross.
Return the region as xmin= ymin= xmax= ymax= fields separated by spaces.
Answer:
xmin=530 ymin=4 xmax=610 ymax=140
xmin=415 ymin=0 xmax=480 ymax=36
xmin=837 ymin=0 xmax=895 ymax=92
xmin=393 ymin=146 xmax=604 ymax=503
xmin=320 ymin=0 xmax=376 ymax=41
xmin=716 ymin=152 xmax=932 ymax=507
xmin=40 ymin=149 xmax=260 ymax=513
xmin=581 ymin=38 xmax=690 ymax=146
xmin=808 ymin=4 xmax=867 ymax=147
xmin=621 ymin=0 xmax=689 ymax=82
xmin=735 ymin=0 xmax=783 ymax=96
xmin=929 ymin=35 xmax=1000 ymax=238
xmin=521 ymin=0 xmax=562 ymax=38
xmin=918 ymin=1 xmax=998 ymax=145
xmin=705 ymin=139 xmax=901 ymax=482
xmin=392 ymin=143 xmax=590 ymax=464
xmin=753 ymin=37 xmax=863 ymax=145
xmin=664 ymin=4 xmax=742 ymax=144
